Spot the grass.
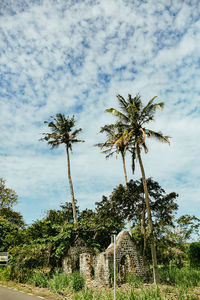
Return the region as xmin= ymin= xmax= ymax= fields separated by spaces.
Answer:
xmin=1 ymin=266 xmax=200 ymax=299
xmin=159 ymin=266 xmax=200 ymax=288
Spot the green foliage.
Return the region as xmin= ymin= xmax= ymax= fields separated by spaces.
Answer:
xmin=188 ymin=242 xmax=200 ymax=267
xmin=0 ymin=265 xmax=13 ymax=281
xmin=72 ymin=271 xmax=85 ymax=291
xmin=159 ymin=266 xmax=200 ymax=288
xmin=96 ymin=178 xmax=178 ymax=232
xmin=48 ymin=271 xmax=70 ymax=294
xmin=9 ymin=243 xmax=51 ymax=269
xmin=0 ymin=179 xmax=24 ymax=251
xmin=74 ymin=287 xmax=95 ymax=300
xmin=0 ymin=207 xmax=25 ymax=228
xmin=78 ymin=207 xmax=124 ymax=251
xmin=28 ymin=269 xmax=49 ymax=288
xmin=0 ymin=216 xmax=23 ymax=251
xmin=126 ymin=274 xmax=144 ymax=288
xmin=0 ymin=178 xmax=18 ymax=209
xmin=177 ymin=215 xmax=200 ymax=242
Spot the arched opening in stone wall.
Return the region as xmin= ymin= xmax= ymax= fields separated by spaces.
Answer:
xmin=72 ymin=258 xmax=80 ymax=272
xmin=117 ymin=254 xmax=136 ymax=283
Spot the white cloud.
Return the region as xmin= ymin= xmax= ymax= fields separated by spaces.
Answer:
xmin=0 ymin=0 xmax=200 ymax=224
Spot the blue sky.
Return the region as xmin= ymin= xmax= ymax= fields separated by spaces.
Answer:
xmin=0 ymin=0 xmax=200 ymax=225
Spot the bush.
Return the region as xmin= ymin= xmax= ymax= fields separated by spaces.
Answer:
xmin=28 ymin=270 xmax=49 ymax=288
xmin=188 ymin=242 xmax=200 ymax=267
xmin=48 ymin=272 xmax=70 ymax=294
xmin=159 ymin=266 xmax=200 ymax=288
xmin=72 ymin=271 xmax=85 ymax=292
xmin=0 ymin=266 xmax=12 ymax=281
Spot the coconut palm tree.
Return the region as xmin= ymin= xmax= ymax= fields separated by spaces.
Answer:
xmin=95 ymin=122 xmax=129 ymax=185
xmin=95 ymin=122 xmax=133 ymax=234
xmin=105 ymin=93 xmax=170 ymax=284
xmin=40 ymin=113 xmax=84 ymax=223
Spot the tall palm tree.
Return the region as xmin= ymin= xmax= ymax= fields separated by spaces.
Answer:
xmin=95 ymin=122 xmax=129 ymax=185
xmin=95 ymin=122 xmax=133 ymax=234
xmin=106 ymin=94 xmax=170 ymax=284
xmin=40 ymin=113 xmax=84 ymax=223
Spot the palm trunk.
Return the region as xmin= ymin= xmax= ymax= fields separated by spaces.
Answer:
xmin=121 ymin=152 xmax=128 ymax=185
xmin=121 ymin=152 xmax=132 ymax=236
xmin=136 ymin=144 xmax=159 ymax=284
xmin=141 ymin=200 xmax=146 ymax=255
xmin=66 ymin=146 xmax=77 ymax=223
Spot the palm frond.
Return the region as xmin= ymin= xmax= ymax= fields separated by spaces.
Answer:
xmin=116 ymin=94 xmax=128 ymax=108
xmin=146 ymin=96 xmax=158 ymax=107
xmin=142 ymin=142 xmax=148 ymax=153
xmin=139 ymin=128 xmax=146 ymax=144
xmin=70 ymin=139 xmax=85 ymax=144
xmin=140 ymin=98 xmax=164 ymax=125
xmin=145 ymin=129 xmax=170 ymax=144
xmin=71 ymin=128 xmax=82 ymax=137
xmin=105 ymin=108 xmax=129 ymax=123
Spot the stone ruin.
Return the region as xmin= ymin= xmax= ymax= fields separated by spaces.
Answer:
xmin=62 ymin=231 xmax=150 ymax=285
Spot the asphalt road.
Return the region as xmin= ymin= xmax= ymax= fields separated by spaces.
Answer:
xmin=0 ymin=285 xmax=45 ymax=300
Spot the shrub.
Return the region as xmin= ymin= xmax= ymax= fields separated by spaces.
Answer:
xmin=188 ymin=242 xmax=200 ymax=267
xmin=72 ymin=271 xmax=85 ymax=292
xmin=159 ymin=266 xmax=200 ymax=288
xmin=28 ymin=270 xmax=49 ymax=288
xmin=0 ymin=266 xmax=12 ymax=281
xmin=48 ymin=272 xmax=70 ymax=294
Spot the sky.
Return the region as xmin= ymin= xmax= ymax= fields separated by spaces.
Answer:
xmin=0 ymin=0 xmax=200 ymax=226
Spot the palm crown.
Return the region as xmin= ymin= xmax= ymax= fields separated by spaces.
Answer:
xmin=106 ymin=94 xmax=170 ymax=171
xmin=41 ymin=113 xmax=84 ymax=149
xmin=95 ymin=122 xmax=129 ymax=159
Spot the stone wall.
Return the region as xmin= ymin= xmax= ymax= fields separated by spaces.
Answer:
xmin=94 ymin=231 xmax=150 ymax=285
xmin=62 ymin=237 xmax=94 ymax=274
xmin=62 ymin=231 xmax=150 ymax=286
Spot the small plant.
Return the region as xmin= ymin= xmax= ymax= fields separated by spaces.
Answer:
xmin=72 ymin=271 xmax=85 ymax=291
xmin=28 ymin=270 xmax=49 ymax=288
xmin=127 ymin=274 xmax=143 ymax=288
xmin=74 ymin=287 xmax=94 ymax=300
xmin=48 ymin=271 xmax=70 ymax=294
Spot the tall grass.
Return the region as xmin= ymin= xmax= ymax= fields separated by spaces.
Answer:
xmin=48 ymin=271 xmax=71 ymax=294
xmin=1 ymin=266 xmax=199 ymax=299
xmin=74 ymin=287 xmax=164 ymax=300
xmin=28 ymin=270 xmax=49 ymax=288
xmin=159 ymin=266 xmax=200 ymax=288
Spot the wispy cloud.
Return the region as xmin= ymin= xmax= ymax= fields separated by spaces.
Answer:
xmin=0 ymin=0 xmax=200 ymax=223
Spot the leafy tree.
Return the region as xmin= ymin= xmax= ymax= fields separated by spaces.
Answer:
xmin=78 ymin=206 xmax=124 ymax=251
xmin=40 ymin=114 xmax=84 ymax=223
xmin=105 ymin=94 xmax=170 ymax=284
xmin=0 ymin=217 xmax=24 ymax=251
xmin=0 ymin=178 xmax=18 ymax=209
xmin=0 ymin=207 xmax=25 ymax=228
xmin=0 ymin=178 xmax=25 ymax=238
xmin=96 ymin=178 xmax=178 ymax=254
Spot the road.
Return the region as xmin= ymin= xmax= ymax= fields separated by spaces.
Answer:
xmin=0 ymin=285 xmax=45 ymax=300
